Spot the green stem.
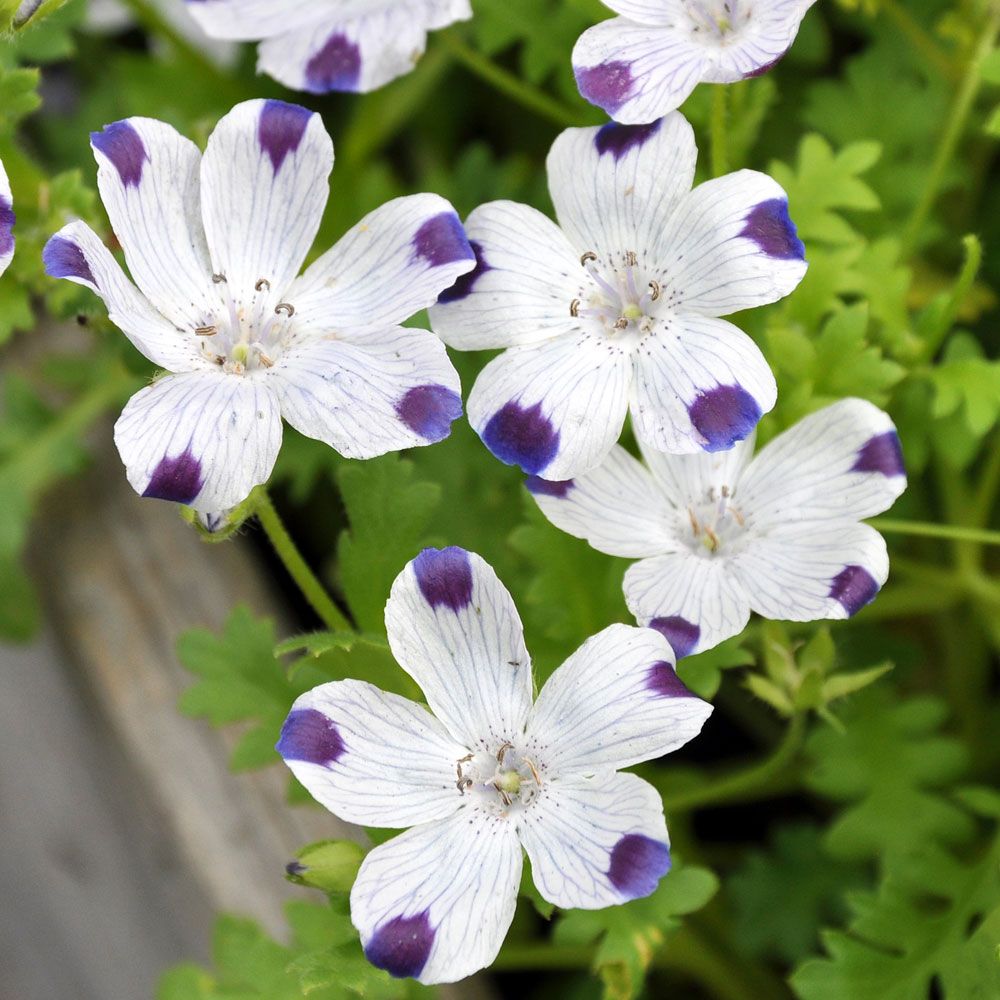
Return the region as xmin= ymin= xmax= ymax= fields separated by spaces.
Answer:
xmin=710 ymin=85 xmax=728 ymax=177
xmin=870 ymin=517 xmax=1000 ymax=547
xmin=901 ymin=12 xmax=1000 ymax=254
xmin=882 ymin=0 xmax=959 ymax=80
xmin=253 ymin=489 xmax=352 ymax=632
xmin=972 ymin=431 xmax=1000 ymax=528
xmin=439 ymin=33 xmax=580 ymax=128
xmin=658 ymin=713 xmax=806 ymax=813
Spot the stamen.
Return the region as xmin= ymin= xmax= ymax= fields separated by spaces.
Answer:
xmin=689 ymin=508 xmax=701 ymax=536
xmin=212 ymin=273 xmax=227 ymax=283
xmin=254 ymin=278 xmax=270 ymax=292
xmin=580 ymin=251 xmax=598 ymax=266
xmin=625 ymin=250 xmax=637 ymax=267
xmin=731 ymin=508 xmax=746 ymax=527
xmin=613 ymin=317 xmax=628 ymax=330
xmin=274 ymin=302 xmax=295 ymax=317
xmin=648 ymin=280 xmax=661 ymax=301
xmin=255 ymin=348 xmax=274 ymax=368
xmin=195 ymin=325 xmax=218 ymax=336
xmin=570 ymin=298 xmax=580 ymax=317
xmin=496 ymin=741 xmax=514 ymax=763
xmin=524 ymin=757 xmax=543 ymax=787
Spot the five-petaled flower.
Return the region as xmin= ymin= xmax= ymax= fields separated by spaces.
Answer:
xmin=44 ymin=99 xmax=475 ymax=513
xmin=277 ymin=546 xmax=712 ymax=984
xmin=429 ymin=113 xmax=805 ymax=481
xmin=0 ymin=158 xmax=14 ymax=278
xmin=574 ymin=0 xmax=817 ymax=124
xmin=528 ymin=399 xmax=907 ymax=657
xmin=184 ymin=0 xmax=472 ymax=94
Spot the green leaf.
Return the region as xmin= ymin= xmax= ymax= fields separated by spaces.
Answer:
xmin=820 ymin=662 xmax=893 ymax=703
xmin=927 ymin=332 xmax=1000 ymax=439
xmin=677 ymin=636 xmax=754 ymax=700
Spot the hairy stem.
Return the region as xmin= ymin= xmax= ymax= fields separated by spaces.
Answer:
xmin=254 ymin=489 xmax=352 ymax=632
xmin=871 ymin=517 xmax=1000 ymax=547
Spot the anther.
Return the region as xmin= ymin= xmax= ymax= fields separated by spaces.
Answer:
xmin=613 ymin=317 xmax=629 ymax=330
xmin=570 ymin=298 xmax=580 ymax=318
xmin=625 ymin=250 xmax=637 ymax=267
xmin=580 ymin=251 xmax=598 ymax=266
xmin=648 ymin=280 xmax=661 ymax=300
xmin=195 ymin=325 xmax=218 ymax=336
xmin=274 ymin=302 xmax=295 ymax=317
xmin=496 ymin=741 xmax=513 ymax=764
xmin=524 ymin=757 xmax=543 ymax=787
xmin=689 ymin=509 xmax=701 ymax=536
xmin=255 ymin=348 xmax=274 ymax=368
xmin=212 ymin=273 xmax=227 ymax=283
xmin=254 ymin=278 xmax=270 ymax=292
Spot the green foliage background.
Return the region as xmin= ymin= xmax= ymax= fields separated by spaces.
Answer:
xmin=2 ymin=0 xmax=1000 ymax=997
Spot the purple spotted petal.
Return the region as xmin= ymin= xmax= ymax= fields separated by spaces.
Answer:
xmin=852 ymin=431 xmax=905 ymax=477
xmin=575 ymin=60 xmax=634 ymax=115
xmin=413 ymin=546 xmax=474 ymax=612
xmin=525 ymin=476 xmax=574 ymax=498
xmin=364 ymin=912 xmax=435 ymax=979
xmin=43 ymin=236 xmax=95 ymax=284
xmin=142 ymin=450 xmax=204 ymax=504
xmin=437 ymin=241 xmax=490 ymax=304
xmin=275 ymin=708 xmax=345 ymax=767
xmin=305 ymin=32 xmax=362 ymax=93
xmin=740 ymin=199 xmax=805 ymax=261
xmin=412 ymin=212 xmax=474 ymax=268
xmin=258 ymin=100 xmax=313 ymax=173
xmin=829 ymin=565 xmax=879 ymax=616
xmin=689 ymin=384 xmax=761 ymax=453
xmin=595 ymin=119 xmax=661 ymax=161
xmin=646 ymin=660 xmax=696 ymax=698
xmin=0 ymin=196 xmax=14 ymax=259
xmin=607 ymin=834 xmax=671 ymax=900
xmin=91 ymin=120 xmax=148 ymax=188
xmin=396 ymin=384 xmax=462 ymax=442
xmin=647 ymin=616 xmax=700 ymax=660
xmin=482 ymin=400 xmax=560 ymax=475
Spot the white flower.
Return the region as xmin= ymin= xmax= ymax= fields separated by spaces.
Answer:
xmin=574 ymin=0 xmax=817 ymax=124
xmin=184 ymin=0 xmax=472 ymax=94
xmin=429 ymin=113 xmax=806 ymax=481
xmin=528 ymin=399 xmax=907 ymax=657
xmin=277 ymin=546 xmax=712 ymax=984
xmin=44 ymin=99 xmax=475 ymax=513
xmin=0 ymin=158 xmax=13 ymax=278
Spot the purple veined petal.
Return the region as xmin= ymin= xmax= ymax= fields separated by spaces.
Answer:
xmin=647 ymin=617 xmax=701 ymax=661
xmin=829 ymin=564 xmax=880 ymax=616
xmin=519 ymin=771 xmax=672 ymax=908
xmin=351 ymin=810 xmax=521 ymax=983
xmin=688 ymin=384 xmax=763 ymax=453
xmin=184 ymin=0 xmax=335 ymax=41
xmin=384 ymin=547 xmax=532 ymax=750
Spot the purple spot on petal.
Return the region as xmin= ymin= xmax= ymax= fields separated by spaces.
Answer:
xmin=305 ymin=31 xmax=362 ymax=93
xmin=365 ymin=912 xmax=435 ymax=979
xmin=413 ymin=547 xmax=474 ymax=612
xmin=437 ymin=240 xmax=490 ymax=303
xmin=482 ymin=400 xmax=560 ymax=475
xmin=595 ymin=119 xmax=662 ymax=161
xmin=525 ymin=476 xmax=574 ymax=498
xmin=91 ymin=121 xmax=147 ymax=188
xmin=740 ymin=198 xmax=805 ymax=260
xmin=608 ymin=834 xmax=671 ymax=900
xmin=258 ymin=100 xmax=313 ymax=173
xmin=744 ymin=54 xmax=785 ymax=79
xmin=43 ymin=236 xmax=95 ymax=284
xmin=0 ymin=195 xmax=14 ymax=259
xmin=689 ymin=384 xmax=761 ymax=453
xmin=142 ymin=450 xmax=204 ymax=504
xmin=275 ymin=708 xmax=345 ymax=766
xmin=412 ymin=212 xmax=474 ymax=268
xmin=852 ymin=431 xmax=905 ymax=478
xmin=829 ymin=565 xmax=879 ymax=616
xmin=396 ymin=384 xmax=462 ymax=442
xmin=646 ymin=660 xmax=696 ymax=698
xmin=648 ymin=616 xmax=700 ymax=660
xmin=575 ymin=60 xmax=634 ymax=114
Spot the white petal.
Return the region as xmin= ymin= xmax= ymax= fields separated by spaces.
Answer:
xmin=638 ymin=432 xmax=756 ymax=510
xmin=547 ymin=112 xmax=697 ymax=254
xmin=526 ymin=623 xmax=711 ymax=775
xmin=384 ymin=548 xmax=533 ymax=750
xmin=43 ymin=221 xmax=210 ymax=373
xmin=519 ymin=771 xmax=671 ymax=908
xmin=657 ymin=169 xmax=806 ymax=315
xmin=737 ymin=398 xmax=907 ymax=527
xmin=468 ymin=331 xmax=632 ymax=479
xmin=573 ymin=18 xmax=708 ymax=124
xmin=734 ymin=522 xmax=890 ymax=621
xmin=113 ymin=370 xmax=282 ymax=512
xmin=287 ymin=194 xmax=474 ymax=339
xmin=0 ymin=157 xmax=13 ymax=277
xmin=351 ymin=810 xmax=521 ymax=984
xmin=183 ymin=0 xmax=332 ymax=39
xmin=199 ymin=99 xmax=332 ymax=302
xmin=599 ymin=0 xmax=679 ymax=22
xmin=630 ymin=312 xmax=776 ymax=455
xmin=268 ymin=326 xmax=462 ymax=458
xmin=277 ymin=679 xmax=468 ymax=827
xmin=259 ymin=1 xmax=470 ymax=95
xmin=90 ymin=117 xmax=216 ymax=331
xmin=526 ymin=444 xmax=675 ymax=558
xmin=624 ymin=553 xmax=752 ymax=656
xmin=429 ymin=200 xmax=580 ymax=351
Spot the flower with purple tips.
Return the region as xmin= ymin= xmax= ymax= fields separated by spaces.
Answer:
xmin=528 ymin=399 xmax=907 ymax=656
xmin=0 ymin=158 xmax=14 ymax=279
xmin=574 ymin=0 xmax=817 ymax=124
xmin=277 ymin=546 xmax=712 ymax=984
xmin=429 ymin=113 xmax=806 ymax=480
xmin=44 ymin=99 xmax=475 ymax=514
xmin=184 ymin=0 xmax=472 ymax=94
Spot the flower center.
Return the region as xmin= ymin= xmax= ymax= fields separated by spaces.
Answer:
xmin=571 ymin=250 xmax=663 ymax=339
xmin=682 ymin=484 xmax=749 ymax=556
xmin=684 ymin=1 xmax=748 ymax=38
xmin=455 ymin=741 xmax=543 ymax=815
xmin=194 ymin=273 xmax=297 ymax=375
